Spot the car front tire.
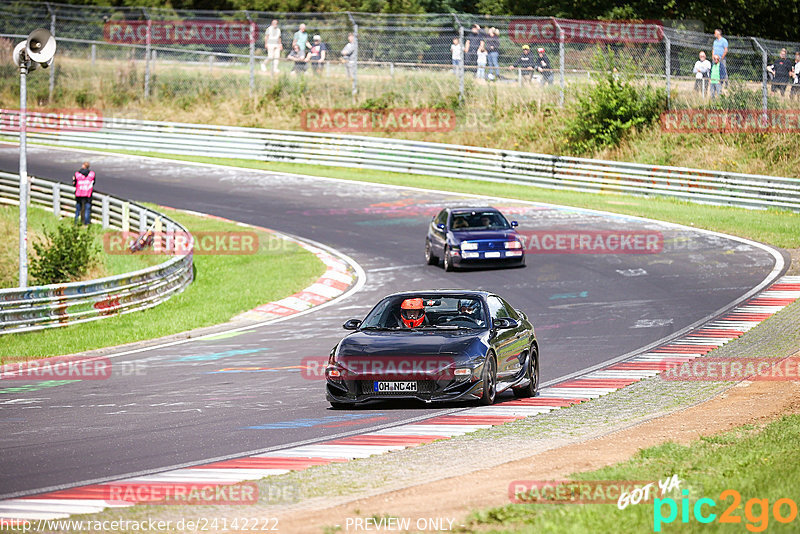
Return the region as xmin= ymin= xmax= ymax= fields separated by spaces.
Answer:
xmin=443 ymin=246 xmax=455 ymax=272
xmin=479 ymin=354 xmax=497 ymax=405
xmin=425 ymin=240 xmax=439 ymax=265
xmin=513 ymin=347 xmax=539 ymax=398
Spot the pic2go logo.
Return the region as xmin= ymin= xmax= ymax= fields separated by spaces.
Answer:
xmin=654 ymin=489 xmax=799 ymax=532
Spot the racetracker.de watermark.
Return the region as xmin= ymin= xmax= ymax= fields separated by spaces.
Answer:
xmin=661 ymin=110 xmax=800 ymax=133
xmin=509 ymin=480 xmax=657 ymax=505
xmin=661 ymin=357 xmax=800 ymax=381
xmin=105 ymin=482 xmax=258 ymax=505
xmin=1 ymin=356 xmax=113 ymax=380
xmin=303 ymin=356 xmax=458 ymax=380
xmin=103 ymin=20 xmax=254 ymax=45
xmin=103 ymin=231 xmax=273 ymax=255
xmin=517 ymin=230 xmax=663 ymax=254
xmin=301 ymin=108 xmax=456 ymax=133
xmin=508 ymin=18 xmax=663 ymax=44
xmin=0 ymin=108 xmax=103 ymax=133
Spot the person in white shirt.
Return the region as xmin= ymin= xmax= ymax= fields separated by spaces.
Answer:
xmin=450 ymin=37 xmax=463 ymax=75
xmin=792 ymin=51 xmax=800 ymax=101
xmin=693 ymin=51 xmax=711 ymax=95
xmin=476 ymin=43 xmax=488 ymax=80
xmin=264 ymin=19 xmax=282 ymax=74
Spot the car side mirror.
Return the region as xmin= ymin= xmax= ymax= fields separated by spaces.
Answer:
xmin=437 ymin=223 xmax=446 ymax=230
xmin=493 ymin=317 xmax=519 ymax=329
xmin=511 ymin=221 xmax=519 ymax=227
xmin=343 ymin=319 xmax=362 ymax=330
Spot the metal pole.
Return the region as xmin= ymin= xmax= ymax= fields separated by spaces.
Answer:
xmin=552 ymin=18 xmax=565 ymax=107
xmin=664 ymin=34 xmax=671 ymax=110
xmin=245 ymin=11 xmax=254 ymax=96
xmin=352 ymin=23 xmax=358 ymax=97
xmin=47 ymin=3 xmax=55 ymax=102
xmin=347 ymin=12 xmax=358 ymax=98
xmin=143 ymin=8 xmax=151 ymax=99
xmin=458 ymin=25 xmax=464 ymax=101
xmin=19 ymin=63 xmax=29 ymax=288
xmin=751 ymin=38 xmax=769 ymax=115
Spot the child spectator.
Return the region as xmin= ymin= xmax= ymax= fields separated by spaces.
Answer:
xmin=476 ymin=43 xmax=488 ymax=80
xmin=710 ymin=54 xmax=722 ymax=98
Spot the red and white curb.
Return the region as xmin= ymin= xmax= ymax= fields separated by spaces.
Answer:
xmin=1 ymin=275 xmax=798 ymax=521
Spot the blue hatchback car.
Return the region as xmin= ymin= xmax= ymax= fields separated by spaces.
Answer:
xmin=425 ymin=207 xmax=525 ymax=271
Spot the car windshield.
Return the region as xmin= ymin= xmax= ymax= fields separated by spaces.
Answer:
xmin=361 ymin=295 xmax=487 ymax=330
xmin=450 ymin=210 xmax=510 ymax=230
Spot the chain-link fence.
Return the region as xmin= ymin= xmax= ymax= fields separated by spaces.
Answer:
xmin=2 ymin=1 xmax=799 ymax=122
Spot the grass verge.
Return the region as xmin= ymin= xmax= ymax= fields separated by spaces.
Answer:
xmin=0 ymin=205 xmax=325 ymax=362
xmin=465 ymin=413 xmax=800 ymax=533
xmin=74 ymin=150 xmax=800 ymax=249
xmin=1 ymin=204 xmax=163 ymax=288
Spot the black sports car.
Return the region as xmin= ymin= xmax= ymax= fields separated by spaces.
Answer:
xmin=425 ymin=207 xmax=525 ymax=271
xmin=325 ymin=290 xmax=538 ymax=408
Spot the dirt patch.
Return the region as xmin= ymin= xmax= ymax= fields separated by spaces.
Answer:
xmin=275 ymin=368 xmax=800 ymax=533
xmin=787 ymin=247 xmax=800 ymax=275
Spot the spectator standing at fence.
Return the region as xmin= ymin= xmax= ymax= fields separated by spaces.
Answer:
xmin=307 ymin=34 xmax=327 ymax=74
xmin=263 ymin=19 xmax=282 ymax=75
xmin=288 ymin=44 xmax=306 ymax=75
xmin=792 ymin=51 xmax=800 ymax=100
xmin=476 ymin=43 xmax=488 ymax=80
xmin=341 ymin=33 xmax=357 ymax=79
xmin=536 ymin=47 xmax=553 ymax=85
xmin=710 ymin=54 xmax=722 ymax=98
xmin=713 ymin=29 xmax=728 ymax=85
xmin=464 ymin=24 xmax=485 ymax=74
xmin=693 ymin=51 xmax=711 ymax=94
xmin=768 ymin=48 xmax=792 ymax=96
xmin=293 ymin=23 xmax=311 ymax=52
xmin=485 ymin=27 xmax=500 ymax=81
xmin=451 ymin=37 xmax=464 ymax=74
xmin=72 ymin=161 xmax=95 ymax=226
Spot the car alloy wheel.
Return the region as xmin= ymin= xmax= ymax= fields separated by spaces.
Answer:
xmin=425 ymin=240 xmax=438 ymax=265
xmin=480 ymin=355 xmax=497 ymax=405
xmin=513 ymin=347 xmax=539 ymax=398
xmin=444 ymin=246 xmax=454 ymax=272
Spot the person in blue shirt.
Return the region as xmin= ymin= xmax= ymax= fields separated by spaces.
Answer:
xmin=713 ymin=29 xmax=729 ymax=85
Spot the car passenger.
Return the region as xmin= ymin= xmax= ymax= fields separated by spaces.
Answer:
xmin=452 ymin=216 xmax=468 ymax=229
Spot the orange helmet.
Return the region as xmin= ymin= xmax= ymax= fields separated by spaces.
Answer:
xmin=400 ymin=298 xmax=425 ymax=328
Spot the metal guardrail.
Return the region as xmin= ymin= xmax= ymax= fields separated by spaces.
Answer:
xmin=0 ymin=171 xmax=193 ymax=334
xmin=8 ymin=117 xmax=799 ymax=211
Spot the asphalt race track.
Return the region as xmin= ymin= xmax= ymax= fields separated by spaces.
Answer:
xmin=0 ymin=144 xmax=783 ymax=498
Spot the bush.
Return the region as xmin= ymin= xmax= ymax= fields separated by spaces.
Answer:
xmin=30 ymin=221 xmax=98 ymax=285
xmin=564 ymin=48 xmax=667 ymax=155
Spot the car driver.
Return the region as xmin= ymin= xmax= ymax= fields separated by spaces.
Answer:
xmin=400 ymin=298 xmax=427 ymax=328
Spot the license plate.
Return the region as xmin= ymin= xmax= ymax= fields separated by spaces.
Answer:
xmin=374 ymin=381 xmax=418 ymax=392
xmin=484 ymin=251 xmax=501 ymax=258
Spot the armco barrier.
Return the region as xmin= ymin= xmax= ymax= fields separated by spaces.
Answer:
xmin=5 ymin=116 xmax=799 ymax=211
xmin=0 ymin=171 xmax=193 ymax=334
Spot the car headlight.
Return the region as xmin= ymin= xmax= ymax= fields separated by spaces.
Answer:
xmin=460 ymin=242 xmax=479 ymax=250
xmin=505 ymin=240 xmax=522 ymax=249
